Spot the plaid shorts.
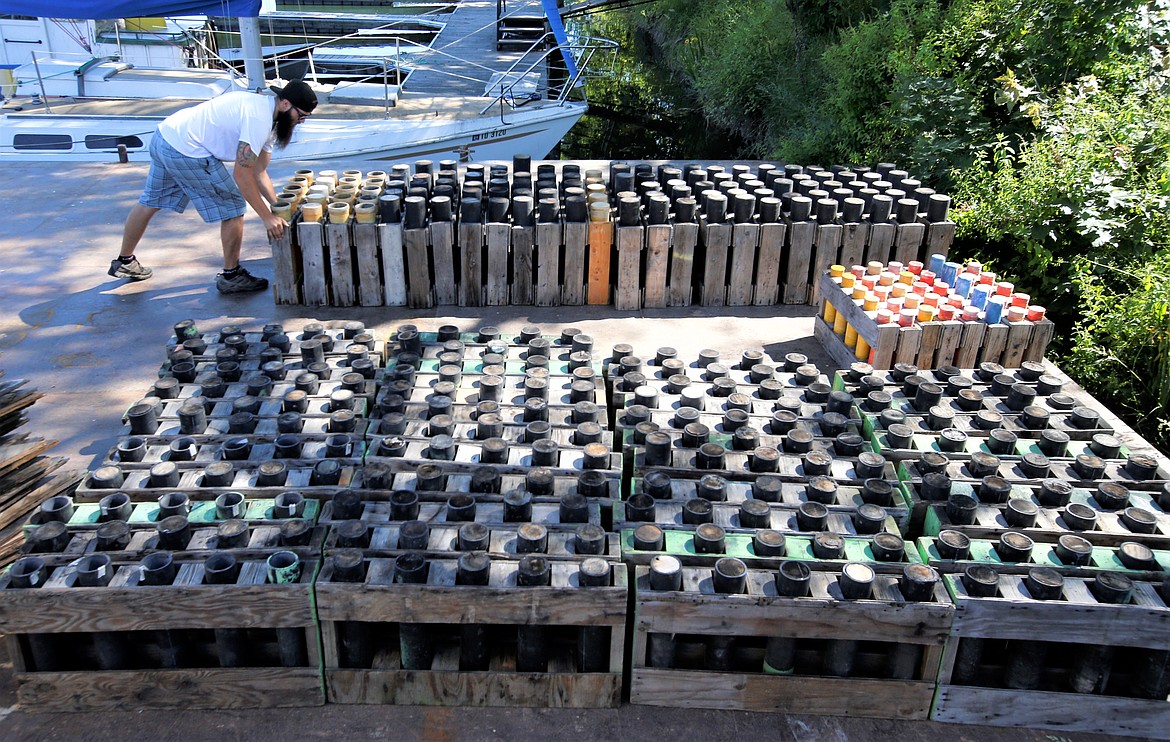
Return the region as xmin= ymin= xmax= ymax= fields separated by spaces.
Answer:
xmin=139 ymin=132 xmax=246 ymax=223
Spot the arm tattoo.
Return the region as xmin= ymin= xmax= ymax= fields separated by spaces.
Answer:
xmin=236 ymin=141 xmax=258 ymax=167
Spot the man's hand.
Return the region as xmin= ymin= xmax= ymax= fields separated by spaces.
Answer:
xmin=264 ymin=213 xmax=288 ymax=240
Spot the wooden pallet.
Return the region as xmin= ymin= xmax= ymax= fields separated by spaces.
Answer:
xmin=0 ymin=554 xmax=323 ymax=711
xmin=933 ymin=572 xmax=1170 ymax=738
xmin=316 ymin=555 xmax=626 ymax=707
xmin=629 ymin=563 xmax=953 ymax=718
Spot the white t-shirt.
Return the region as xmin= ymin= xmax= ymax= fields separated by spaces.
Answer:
xmin=158 ymin=91 xmax=276 ymax=162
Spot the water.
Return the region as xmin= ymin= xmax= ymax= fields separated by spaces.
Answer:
xmin=558 ymin=14 xmax=744 ymax=161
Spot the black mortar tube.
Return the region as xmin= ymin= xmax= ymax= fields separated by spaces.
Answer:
xmin=395 ymin=553 xmax=433 ymax=671
xmin=332 ymin=550 xmax=373 ymax=669
xmin=516 ymin=555 xmax=551 ymax=672
xmin=577 ymin=558 xmax=611 ymax=672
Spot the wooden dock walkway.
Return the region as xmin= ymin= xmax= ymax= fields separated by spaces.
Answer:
xmin=405 ymin=0 xmax=547 ymax=97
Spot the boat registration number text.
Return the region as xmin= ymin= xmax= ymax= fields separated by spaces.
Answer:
xmin=472 ymin=128 xmax=508 ymax=142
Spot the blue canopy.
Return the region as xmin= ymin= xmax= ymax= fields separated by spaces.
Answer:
xmin=0 ymin=1 xmax=262 ymax=19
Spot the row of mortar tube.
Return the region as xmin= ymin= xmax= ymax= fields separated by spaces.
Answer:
xmin=820 ymin=273 xmax=874 ymax=363
xmin=274 ymin=168 xmax=387 ymax=225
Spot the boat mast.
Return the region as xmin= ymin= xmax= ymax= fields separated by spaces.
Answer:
xmin=239 ymin=16 xmax=266 ymax=91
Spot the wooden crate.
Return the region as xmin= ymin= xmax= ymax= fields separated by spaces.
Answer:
xmin=0 ymin=554 xmax=323 ymax=711
xmin=933 ymin=572 xmax=1170 ymax=738
xmin=817 ymin=272 xmax=1056 ymax=370
xmin=316 ymin=555 xmax=627 ymax=707
xmin=629 ymin=563 xmax=953 ymax=718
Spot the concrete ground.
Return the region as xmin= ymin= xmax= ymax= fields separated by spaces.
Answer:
xmin=0 ymin=161 xmax=1139 ymax=740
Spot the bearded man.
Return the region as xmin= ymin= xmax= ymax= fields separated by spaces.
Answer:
xmin=110 ymin=80 xmax=317 ymax=293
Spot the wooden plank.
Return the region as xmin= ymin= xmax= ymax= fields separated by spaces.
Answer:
xmin=634 ymin=593 xmax=951 ymax=642
xmin=458 ymin=221 xmax=483 ymax=306
xmin=0 ymin=585 xmax=314 ymax=633
xmin=534 ymin=222 xmax=561 ymax=307
xmin=352 ymin=223 xmax=382 ymax=306
xmin=327 ymin=669 xmax=620 ymax=708
xmin=893 ymin=222 xmax=927 ymax=266
xmin=811 ymin=224 xmax=843 ymax=305
xmin=326 ymin=223 xmax=355 ymax=307
xmin=643 ymin=224 xmax=671 ymax=308
xmin=562 ymin=221 xmax=587 ymax=306
xmin=932 ymin=686 xmax=1170 ymax=738
xmin=839 ymin=222 xmax=868 ymax=271
xmin=926 ymin=220 xmax=956 ymax=259
xmin=317 ymin=583 xmax=627 ymax=625
xmin=587 ymin=220 xmax=613 ymax=305
xmin=667 ymin=222 xmax=698 ymax=307
xmin=630 ymin=669 xmax=933 ymax=719
xmin=377 ymin=223 xmax=407 ymax=306
xmin=484 ymin=223 xmax=511 ymax=306
xmin=17 ymin=667 xmax=322 ymax=711
xmin=1022 ymin=319 xmax=1055 ymax=363
xmin=431 ymin=221 xmax=458 ymax=306
xmin=753 ymin=222 xmax=785 ymax=305
xmin=270 ymin=223 xmax=300 ymax=304
xmin=950 ymin=322 xmax=986 ymax=369
xmin=871 ymin=323 xmax=901 ymax=370
xmin=783 ymin=221 xmax=815 ymax=304
xmin=297 ymin=221 xmax=327 ymax=306
xmin=700 ymin=222 xmax=732 ymax=306
xmin=1001 ymin=320 xmax=1033 ymax=367
xmin=727 ymin=223 xmax=759 ymax=306
xmin=916 ymin=321 xmax=944 ymax=368
xmin=865 ymin=222 xmax=896 ymax=266
xmin=403 ymin=227 xmax=433 ymax=308
xmin=894 ymin=324 xmax=922 ymax=366
xmin=979 ymin=323 xmax=1010 ymax=365
xmin=614 ymin=225 xmax=643 ymax=311
xmin=510 ymin=225 xmax=535 ymax=305
xmin=934 ymin=320 xmax=965 ymax=368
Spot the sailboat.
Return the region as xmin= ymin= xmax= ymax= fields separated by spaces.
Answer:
xmin=0 ymin=0 xmax=615 ymax=163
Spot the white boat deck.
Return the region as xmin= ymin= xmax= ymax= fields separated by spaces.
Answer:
xmin=404 ymin=0 xmax=547 ymax=97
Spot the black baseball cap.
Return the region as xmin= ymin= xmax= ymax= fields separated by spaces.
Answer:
xmin=270 ymin=80 xmax=318 ymax=113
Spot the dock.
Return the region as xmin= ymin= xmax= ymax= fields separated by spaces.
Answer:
xmin=406 ymin=0 xmax=548 ymax=97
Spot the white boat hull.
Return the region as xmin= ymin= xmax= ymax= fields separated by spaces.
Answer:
xmin=0 ymin=102 xmax=585 ymax=163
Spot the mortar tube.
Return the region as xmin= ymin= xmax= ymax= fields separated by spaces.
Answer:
xmin=516 ymin=555 xmax=551 ymax=672
xmin=203 ymin=551 xmax=246 ymax=667
xmin=575 ymin=557 xmax=612 ymax=672
xmin=138 ymin=552 xmax=187 ymax=668
xmin=454 ymin=552 xmax=492 ymax=671
xmin=1004 ymin=568 xmax=1064 ymax=690
xmin=330 ymin=550 xmax=373 ymax=669
xmin=647 ymin=555 xmax=682 ymax=668
xmin=823 ymin=563 xmax=875 ymax=677
xmin=9 ymin=557 xmax=65 ymax=671
xmin=1066 ymin=572 xmax=1131 ymax=693
xmin=765 ymin=561 xmax=811 ymax=674
xmin=77 ymin=554 xmax=134 ymax=670
xmin=395 ymin=553 xmax=433 ymax=671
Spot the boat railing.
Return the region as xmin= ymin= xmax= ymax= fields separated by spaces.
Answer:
xmin=478 ymin=32 xmax=618 ymax=116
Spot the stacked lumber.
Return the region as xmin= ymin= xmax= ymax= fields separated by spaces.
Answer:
xmin=0 ymin=373 xmax=82 ymax=566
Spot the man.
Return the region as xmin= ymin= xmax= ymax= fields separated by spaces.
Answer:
xmin=110 ymin=80 xmax=318 ymax=293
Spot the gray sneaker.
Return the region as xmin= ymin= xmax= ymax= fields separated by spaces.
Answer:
xmin=108 ymin=257 xmax=153 ymax=281
xmin=216 ymin=267 xmax=269 ymax=294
